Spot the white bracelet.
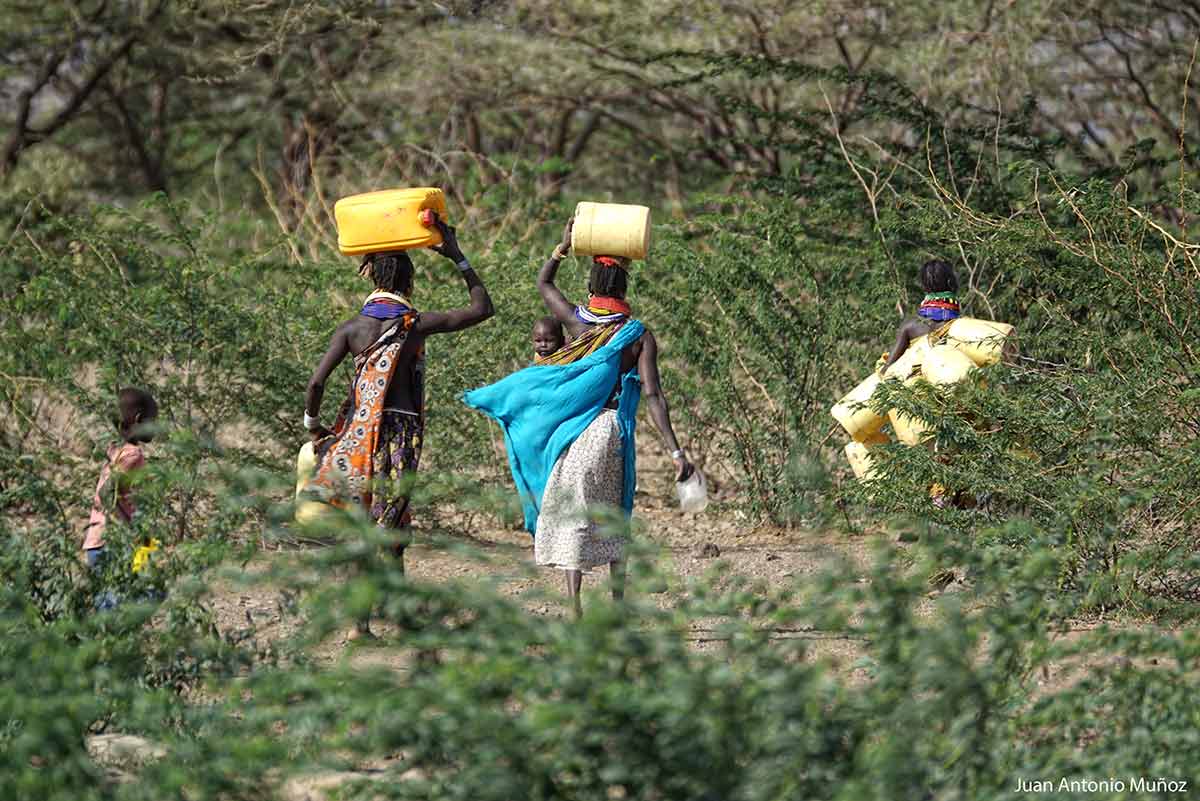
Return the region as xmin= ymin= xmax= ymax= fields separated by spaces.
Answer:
xmin=303 ymin=411 xmax=320 ymax=431
xmin=671 ymin=449 xmax=685 ymax=460
xmin=456 ymin=258 xmax=471 ymax=272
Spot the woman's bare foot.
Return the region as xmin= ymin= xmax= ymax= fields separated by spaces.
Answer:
xmin=347 ymin=622 xmax=377 ymax=642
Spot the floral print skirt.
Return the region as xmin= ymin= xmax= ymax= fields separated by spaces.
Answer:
xmin=535 ymin=410 xmax=626 ymax=572
xmin=370 ymin=410 xmax=423 ymax=533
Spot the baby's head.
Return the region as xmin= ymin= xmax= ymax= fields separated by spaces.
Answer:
xmin=114 ymin=387 xmax=159 ymax=444
xmin=532 ymin=316 xmax=565 ymax=360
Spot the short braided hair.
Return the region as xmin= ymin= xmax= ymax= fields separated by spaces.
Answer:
xmin=114 ymin=387 xmax=158 ymax=441
xmin=588 ymin=259 xmax=629 ymax=299
xmin=360 ymin=251 xmax=415 ymax=294
xmin=919 ymin=259 xmax=958 ymax=293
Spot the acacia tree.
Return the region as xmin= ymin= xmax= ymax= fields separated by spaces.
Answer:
xmin=4 ymin=0 xmax=1198 ymax=218
xmin=0 ymin=1 xmax=395 ymax=199
xmin=0 ymin=1 xmax=170 ymax=182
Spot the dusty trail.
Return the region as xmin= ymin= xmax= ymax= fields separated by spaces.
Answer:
xmin=203 ymin=438 xmax=1126 ymax=697
xmin=206 ymin=492 xmax=907 ymax=679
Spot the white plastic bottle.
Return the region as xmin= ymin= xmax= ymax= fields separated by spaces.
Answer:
xmin=676 ymin=468 xmax=708 ymax=513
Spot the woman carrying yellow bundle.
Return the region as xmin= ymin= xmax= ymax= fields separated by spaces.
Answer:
xmin=879 ymin=259 xmax=960 ymax=375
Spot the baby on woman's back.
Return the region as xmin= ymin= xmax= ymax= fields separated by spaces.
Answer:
xmin=532 ymin=316 xmax=565 ymax=363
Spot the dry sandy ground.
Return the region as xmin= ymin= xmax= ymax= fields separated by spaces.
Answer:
xmin=204 ymin=474 xmax=1151 ymax=697
xmin=205 ymin=490 xmax=925 ymax=680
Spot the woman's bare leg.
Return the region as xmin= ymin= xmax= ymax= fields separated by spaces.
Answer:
xmin=565 ymin=569 xmax=583 ymax=619
xmin=353 ymin=540 xmax=405 ymax=640
xmin=610 ymin=560 xmax=626 ymax=601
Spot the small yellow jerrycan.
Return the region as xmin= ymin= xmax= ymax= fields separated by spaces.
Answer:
xmin=334 ymin=188 xmax=448 ymax=256
xmin=572 ymin=202 xmax=651 ymax=260
xmin=294 ymin=441 xmax=335 ymax=525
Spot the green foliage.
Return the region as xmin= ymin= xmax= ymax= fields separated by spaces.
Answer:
xmin=3 ymin=14 xmax=1200 ymax=799
xmin=638 ymin=204 xmax=850 ymax=524
xmin=8 ymin=507 xmax=1200 ymax=800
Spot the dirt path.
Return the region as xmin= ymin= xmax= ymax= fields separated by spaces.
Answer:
xmin=206 ymin=485 xmax=924 ymax=679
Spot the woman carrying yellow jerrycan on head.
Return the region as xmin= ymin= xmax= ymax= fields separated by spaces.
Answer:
xmin=295 ymin=188 xmax=496 ymax=638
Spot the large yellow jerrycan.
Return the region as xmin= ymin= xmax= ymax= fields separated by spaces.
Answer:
xmin=944 ymin=318 xmax=1016 ymax=367
xmin=884 ymin=334 xmax=934 ymax=380
xmin=844 ymin=441 xmax=879 ymax=481
xmin=890 ymin=346 xmax=978 ymax=445
xmin=832 ymin=334 xmax=935 ymax=442
xmin=334 ymin=188 xmax=448 ymax=256
xmin=862 ymin=334 xmax=933 ymax=446
xmin=887 ymin=372 xmax=931 ymax=446
xmin=572 ymin=202 xmax=651 ymax=260
xmin=831 ymin=371 xmax=886 ymax=442
xmin=921 ymin=345 xmax=976 ymax=386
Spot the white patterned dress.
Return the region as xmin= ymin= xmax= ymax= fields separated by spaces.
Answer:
xmin=534 ymin=409 xmax=627 ymax=572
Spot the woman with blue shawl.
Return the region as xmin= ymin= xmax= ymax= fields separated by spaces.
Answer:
xmin=463 ymin=218 xmax=693 ymax=617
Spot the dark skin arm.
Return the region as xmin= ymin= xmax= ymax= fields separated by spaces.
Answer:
xmin=880 ymin=318 xmax=930 ymax=375
xmin=304 ymin=217 xmax=494 ymax=441
xmin=637 ymin=330 xmax=693 ymax=481
xmin=414 ymin=217 xmax=495 ymax=335
xmin=305 ymin=325 xmax=350 ymax=441
xmin=537 ymin=218 xmax=589 ymax=339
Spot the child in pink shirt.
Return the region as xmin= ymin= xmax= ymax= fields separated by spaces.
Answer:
xmin=83 ymin=388 xmax=157 ymax=570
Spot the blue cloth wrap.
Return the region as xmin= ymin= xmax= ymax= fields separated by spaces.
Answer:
xmin=461 ymin=320 xmax=645 ymax=535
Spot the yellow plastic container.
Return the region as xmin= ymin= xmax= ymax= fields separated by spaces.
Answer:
xmin=296 ymin=501 xmax=335 ymax=526
xmin=883 ymin=335 xmax=933 ymax=381
xmin=295 ymin=441 xmax=335 ymax=525
xmin=887 ymin=343 xmax=976 ymax=445
xmin=921 ymin=345 xmax=976 ymax=386
xmin=837 ymin=317 xmax=1014 ymax=451
xmin=334 ymin=188 xmax=448 ymax=256
xmin=887 ymin=373 xmax=931 ymax=446
xmin=844 ymin=441 xmax=878 ymax=481
xmin=888 ymin=406 xmax=929 ymax=447
xmin=859 ymin=429 xmax=892 ymax=447
xmin=944 ymin=317 xmax=1016 ymax=367
xmin=572 ymin=202 xmax=651 ymax=260
xmin=831 ymin=372 xmax=886 ymax=442
xmin=296 ymin=441 xmax=316 ymax=497
xmin=833 ymin=333 xmax=934 ymax=443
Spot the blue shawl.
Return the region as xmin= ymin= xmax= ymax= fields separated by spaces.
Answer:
xmin=461 ymin=320 xmax=645 ymax=534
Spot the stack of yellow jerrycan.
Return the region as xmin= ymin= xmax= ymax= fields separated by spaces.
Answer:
xmin=831 ymin=317 xmax=1016 ymax=480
